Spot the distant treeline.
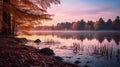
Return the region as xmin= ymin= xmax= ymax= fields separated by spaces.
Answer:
xmin=35 ymin=16 xmax=120 ymax=30
xmin=56 ymin=16 xmax=120 ymax=30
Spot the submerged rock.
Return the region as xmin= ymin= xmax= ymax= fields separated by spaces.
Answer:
xmin=66 ymin=56 xmax=72 ymax=58
xmin=84 ymin=65 xmax=90 ymax=67
xmin=74 ymin=61 xmax=81 ymax=64
xmin=77 ymin=58 xmax=80 ymax=59
xmin=38 ymin=48 xmax=55 ymax=56
xmin=86 ymin=61 xmax=91 ymax=63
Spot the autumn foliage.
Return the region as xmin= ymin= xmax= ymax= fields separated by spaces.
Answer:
xmin=0 ymin=0 xmax=60 ymax=34
xmin=55 ymin=16 xmax=120 ymax=30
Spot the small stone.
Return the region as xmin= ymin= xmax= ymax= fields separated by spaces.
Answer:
xmin=34 ymin=39 xmax=41 ymax=44
xmin=84 ymin=64 xmax=90 ymax=67
xmin=77 ymin=58 xmax=80 ymax=59
xmin=66 ymin=56 xmax=72 ymax=58
xmin=74 ymin=60 xmax=81 ymax=64
xmin=86 ymin=61 xmax=91 ymax=63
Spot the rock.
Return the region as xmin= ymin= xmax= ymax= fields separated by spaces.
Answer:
xmin=53 ymin=56 xmax=63 ymax=64
xmin=74 ymin=60 xmax=81 ymax=64
xmin=77 ymin=58 xmax=80 ymax=59
xmin=84 ymin=64 xmax=90 ymax=67
xmin=34 ymin=39 xmax=41 ymax=45
xmin=17 ymin=38 xmax=28 ymax=44
xmin=0 ymin=37 xmax=81 ymax=67
xmin=38 ymin=48 xmax=55 ymax=56
xmin=66 ymin=56 xmax=72 ymax=58
xmin=86 ymin=61 xmax=91 ymax=63
xmin=60 ymin=62 xmax=80 ymax=67
xmin=54 ymin=56 xmax=63 ymax=61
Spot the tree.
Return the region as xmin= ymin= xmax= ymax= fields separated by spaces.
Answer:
xmin=78 ymin=19 xmax=86 ymax=30
xmin=87 ymin=21 xmax=94 ymax=30
xmin=2 ymin=0 xmax=11 ymax=34
xmin=98 ymin=18 xmax=105 ymax=30
xmin=94 ymin=18 xmax=105 ymax=30
xmin=0 ymin=0 xmax=3 ymax=32
xmin=1 ymin=0 xmax=60 ymax=34
xmin=70 ymin=22 xmax=79 ymax=30
xmin=94 ymin=21 xmax=99 ymax=30
xmin=113 ymin=16 xmax=120 ymax=30
xmin=106 ymin=19 xmax=112 ymax=30
xmin=65 ymin=22 xmax=71 ymax=30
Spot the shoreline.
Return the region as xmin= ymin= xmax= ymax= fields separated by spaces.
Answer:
xmin=0 ymin=36 xmax=79 ymax=67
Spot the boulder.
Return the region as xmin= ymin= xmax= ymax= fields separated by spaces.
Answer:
xmin=54 ymin=56 xmax=63 ymax=64
xmin=38 ymin=48 xmax=55 ymax=56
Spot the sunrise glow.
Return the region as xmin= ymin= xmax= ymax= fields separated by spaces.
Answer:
xmin=42 ymin=0 xmax=120 ymax=26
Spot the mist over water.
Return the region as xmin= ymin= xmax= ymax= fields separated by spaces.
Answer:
xmin=17 ymin=31 xmax=120 ymax=67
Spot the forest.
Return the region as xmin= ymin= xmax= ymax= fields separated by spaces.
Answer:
xmin=35 ymin=16 xmax=120 ymax=30
xmin=55 ymin=16 xmax=120 ymax=30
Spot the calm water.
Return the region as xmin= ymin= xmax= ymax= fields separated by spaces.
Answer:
xmin=17 ymin=31 xmax=120 ymax=67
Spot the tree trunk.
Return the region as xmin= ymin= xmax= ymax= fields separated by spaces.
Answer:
xmin=2 ymin=0 xmax=12 ymax=34
xmin=0 ymin=0 xmax=3 ymax=32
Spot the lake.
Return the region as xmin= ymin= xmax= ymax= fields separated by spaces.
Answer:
xmin=17 ymin=31 xmax=120 ymax=67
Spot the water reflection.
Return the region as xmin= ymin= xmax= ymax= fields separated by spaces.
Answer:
xmin=30 ymin=31 xmax=120 ymax=45
xmin=53 ymin=31 xmax=120 ymax=45
xmin=17 ymin=31 xmax=120 ymax=67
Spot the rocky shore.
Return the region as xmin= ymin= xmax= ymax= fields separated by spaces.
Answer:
xmin=0 ymin=36 xmax=79 ymax=67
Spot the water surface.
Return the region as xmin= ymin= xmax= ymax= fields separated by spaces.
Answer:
xmin=17 ymin=31 xmax=120 ymax=67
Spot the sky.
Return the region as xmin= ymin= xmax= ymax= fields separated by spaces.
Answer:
xmin=41 ymin=0 xmax=120 ymax=26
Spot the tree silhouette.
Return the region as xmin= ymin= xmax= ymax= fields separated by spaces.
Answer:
xmin=0 ymin=0 xmax=60 ymax=34
xmin=87 ymin=21 xmax=94 ymax=30
xmin=78 ymin=19 xmax=86 ymax=30
xmin=106 ymin=19 xmax=112 ymax=30
xmin=65 ymin=22 xmax=71 ymax=30
xmin=2 ymin=0 xmax=11 ymax=34
xmin=113 ymin=16 xmax=120 ymax=30
xmin=98 ymin=18 xmax=105 ymax=30
xmin=56 ymin=16 xmax=120 ymax=30
xmin=0 ymin=0 xmax=2 ymax=32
